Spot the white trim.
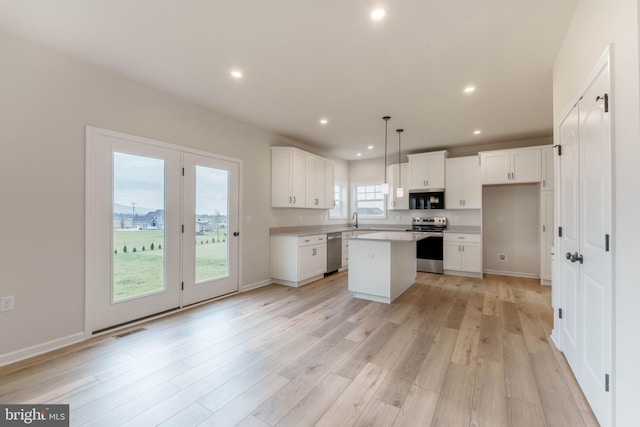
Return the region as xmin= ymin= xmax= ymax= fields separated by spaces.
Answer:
xmin=0 ymin=332 xmax=84 ymax=368
xmin=240 ymin=279 xmax=272 ymax=292
xmin=483 ymin=269 xmax=539 ymax=279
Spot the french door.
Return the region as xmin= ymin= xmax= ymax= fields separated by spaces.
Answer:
xmin=86 ymin=127 xmax=239 ymax=334
xmin=557 ymin=50 xmax=612 ymax=426
xmin=182 ymin=153 xmax=239 ymax=306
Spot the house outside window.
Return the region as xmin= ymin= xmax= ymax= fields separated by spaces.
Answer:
xmin=353 ymin=183 xmax=386 ymax=219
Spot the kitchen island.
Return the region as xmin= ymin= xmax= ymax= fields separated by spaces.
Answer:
xmin=348 ymin=231 xmax=426 ymax=304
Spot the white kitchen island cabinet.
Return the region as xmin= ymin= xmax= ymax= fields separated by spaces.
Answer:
xmin=348 ymin=232 xmax=424 ymax=304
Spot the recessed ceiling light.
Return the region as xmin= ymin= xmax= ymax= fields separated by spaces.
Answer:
xmin=371 ymin=9 xmax=385 ymax=20
xmin=356 ymin=152 xmax=362 ymax=157
xmin=464 ymin=86 xmax=475 ymax=93
xmin=320 ymin=118 xmax=328 ymax=125
xmin=230 ymin=70 xmax=243 ymax=79
xmin=473 ymin=130 xmax=481 ymax=135
xmin=367 ymin=145 xmax=374 ymax=150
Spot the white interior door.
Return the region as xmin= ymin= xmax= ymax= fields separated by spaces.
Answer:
xmin=86 ymin=128 xmax=182 ymax=333
xmin=577 ymin=61 xmax=612 ymax=424
xmin=557 ymin=53 xmax=612 ymax=427
xmin=558 ymin=103 xmax=581 ymax=371
xmin=182 ymin=153 xmax=239 ymax=306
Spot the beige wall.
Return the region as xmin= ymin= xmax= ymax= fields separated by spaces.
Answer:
xmin=482 ymin=185 xmax=540 ymax=276
xmin=0 ymin=32 xmax=339 ymax=360
xmin=553 ymin=0 xmax=640 ymax=424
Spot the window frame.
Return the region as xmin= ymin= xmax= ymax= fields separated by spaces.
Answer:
xmin=329 ymin=182 xmax=348 ymax=220
xmin=351 ymin=181 xmax=387 ymax=219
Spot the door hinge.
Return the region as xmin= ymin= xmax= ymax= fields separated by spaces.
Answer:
xmin=558 ymin=226 xmax=563 ymax=237
xmin=181 ymin=282 xmax=184 ymax=291
xmin=605 ymin=373 xmax=610 ymax=392
xmin=559 ymin=308 xmax=563 ymax=319
xmin=182 ymin=167 xmax=185 ymax=176
xmin=182 ymin=224 xmax=184 ymax=233
xmin=597 ymin=94 xmax=609 ymax=113
xmin=605 ymin=234 xmax=610 ymax=252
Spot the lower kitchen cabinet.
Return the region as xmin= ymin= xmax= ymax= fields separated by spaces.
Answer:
xmin=341 ymin=231 xmax=353 ymax=268
xmin=443 ymin=233 xmax=482 ymax=278
xmin=271 ymin=234 xmax=327 ymax=287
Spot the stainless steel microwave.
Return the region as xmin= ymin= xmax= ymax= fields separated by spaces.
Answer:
xmin=409 ymin=190 xmax=445 ymax=209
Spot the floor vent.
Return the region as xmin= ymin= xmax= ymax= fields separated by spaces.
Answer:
xmin=114 ymin=327 xmax=146 ymax=339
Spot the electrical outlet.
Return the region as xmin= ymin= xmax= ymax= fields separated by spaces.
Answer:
xmin=498 ymin=253 xmax=507 ymax=262
xmin=0 ymin=296 xmax=14 ymax=312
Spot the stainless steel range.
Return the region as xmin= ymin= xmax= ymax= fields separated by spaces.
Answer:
xmin=411 ymin=216 xmax=447 ymax=274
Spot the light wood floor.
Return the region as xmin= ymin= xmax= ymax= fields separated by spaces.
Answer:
xmin=0 ymin=272 xmax=598 ymax=426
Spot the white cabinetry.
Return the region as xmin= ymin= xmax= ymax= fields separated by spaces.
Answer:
xmin=387 ymin=163 xmax=409 ymax=210
xmin=480 ymin=147 xmax=541 ymax=185
xmin=539 ymin=145 xmax=555 ymax=285
xmin=341 ymin=231 xmax=353 ymax=268
xmin=305 ymin=154 xmax=325 ymax=208
xmin=540 ymin=190 xmax=554 ymax=284
xmin=445 ymin=156 xmax=481 ymax=209
xmin=271 ymin=234 xmax=327 ymax=287
xmin=541 ymin=146 xmax=554 ymax=190
xmin=271 ymin=147 xmax=306 ymax=207
xmin=443 ymin=233 xmax=482 ymax=277
xmin=271 ymin=147 xmax=334 ymax=209
xmin=324 ymin=161 xmax=335 ymax=209
xmin=407 ymin=151 xmax=447 ymax=190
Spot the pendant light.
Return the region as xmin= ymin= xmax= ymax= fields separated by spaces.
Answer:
xmin=381 ymin=116 xmax=391 ymax=195
xmin=396 ymin=129 xmax=404 ymax=198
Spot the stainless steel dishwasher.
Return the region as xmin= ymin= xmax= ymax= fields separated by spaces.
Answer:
xmin=326 ymin=232 xmax=342 ymax=274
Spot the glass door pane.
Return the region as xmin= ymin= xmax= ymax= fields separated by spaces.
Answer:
xmin=195 ymin=165 xmax=229 ymax=282
xmin=182 ymin=152 xmax=239 ymax=306
xmin=113 ymin=152 xmax=165 ymax=301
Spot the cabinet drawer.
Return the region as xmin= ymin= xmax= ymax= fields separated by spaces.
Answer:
xmin=298 ymin=234 xmax=326 ymax=246
xmin=444 ymin=233 xmax=481 ymax=243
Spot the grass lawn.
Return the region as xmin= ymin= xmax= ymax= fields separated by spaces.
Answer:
xmin=113 ymin=229 xmax=228 ymax=300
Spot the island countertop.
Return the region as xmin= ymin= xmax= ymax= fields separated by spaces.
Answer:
xmin=351 ymin=231 xmax=427 ymax=242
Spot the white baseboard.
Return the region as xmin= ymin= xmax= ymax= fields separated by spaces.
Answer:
xmin=0 ymin=332 xmax=85 ymax=368
xmin=483 ymin=269 xmax=540 ymax=279
xmin=240 ymin=279 xmax=272 ymax=292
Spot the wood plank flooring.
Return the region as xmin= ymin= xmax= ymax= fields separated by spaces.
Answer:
xmin=0 ymin=272 xmax=599 ymax=426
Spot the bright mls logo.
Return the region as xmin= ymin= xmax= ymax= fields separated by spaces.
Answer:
xmin=1 ymin=405 xmax=69 ymax=426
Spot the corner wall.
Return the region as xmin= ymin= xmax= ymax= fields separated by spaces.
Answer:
xmin=0 ymin=32 xmax=309 ymax=361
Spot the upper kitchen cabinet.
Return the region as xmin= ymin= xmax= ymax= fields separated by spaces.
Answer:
xmin=305 ymin=154 xmax=325 ymax=208
xmin=387 ymin=163 xmax=409 ymax=210
xmin=541 ymin=145 xmax=554 ymax=190
xmin=479 ymin=146 xmax=542 ymax=185
xmin=271 ymin=146 xmax=334 ymax=209
xmin=407 ymin=151 xmax=448 ymax=190
xmin=445 ymin=156 xmax=481 ymax=209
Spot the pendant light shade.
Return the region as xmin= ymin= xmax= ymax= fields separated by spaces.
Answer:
xmin=382 ymin=116 xmax=391 ymax=195
xmin=396 ymin=129 xmax=404 ymax=198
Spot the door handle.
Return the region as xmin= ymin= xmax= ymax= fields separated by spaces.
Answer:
xmin=233 ymin=232 xmax=239 ymax=236
xmin=567 ymin=252 xmax=584 ymax=263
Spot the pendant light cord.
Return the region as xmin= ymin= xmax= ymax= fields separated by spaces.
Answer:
xmin=397 ymin=129 xmax=403 ymax=186
xmin=383 ymin=116 xmax=390 ymax=183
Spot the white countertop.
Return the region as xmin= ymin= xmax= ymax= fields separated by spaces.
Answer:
xmin=351 ymin=231 xmax=427 ymax=242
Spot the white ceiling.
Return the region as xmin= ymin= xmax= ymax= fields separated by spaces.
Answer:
xmin=0 ymin=0 xmax=578 ymax=160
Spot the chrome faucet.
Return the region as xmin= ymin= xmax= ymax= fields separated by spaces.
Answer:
xmin=352 ymin=211 xmax=358 ymax=228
